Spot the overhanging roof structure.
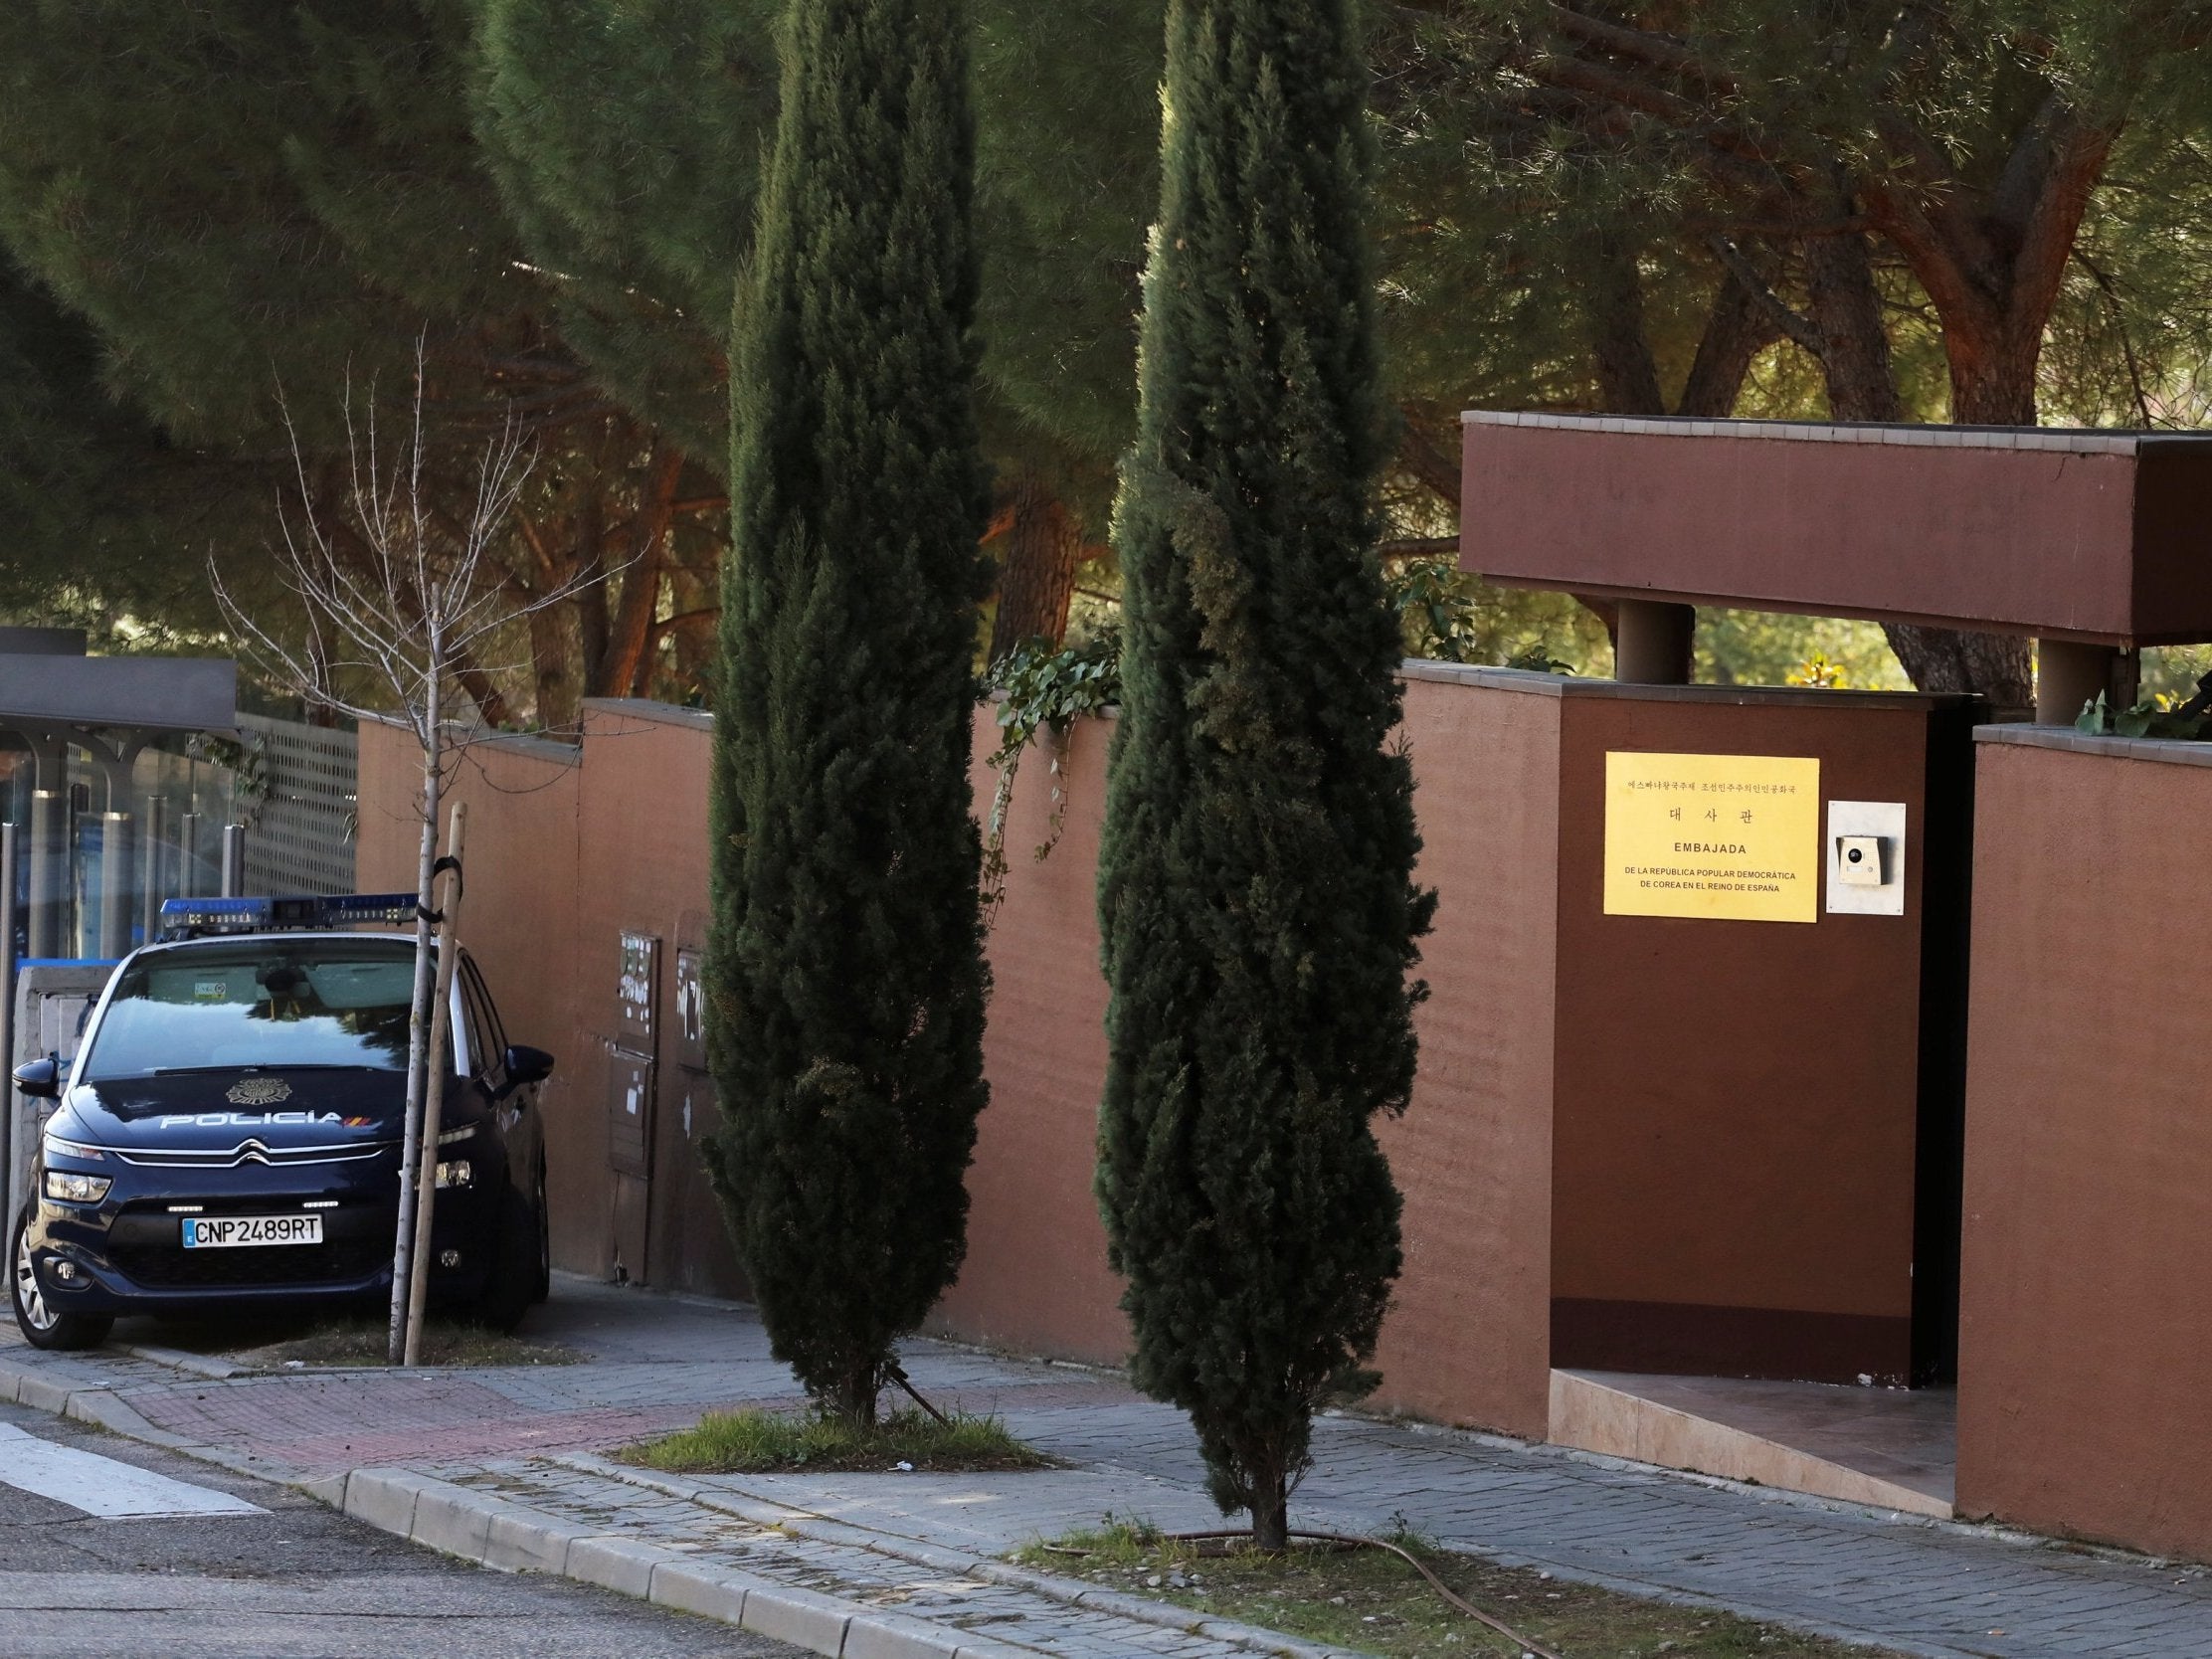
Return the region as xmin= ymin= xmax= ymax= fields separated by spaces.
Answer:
xmin=0 ymin=651 xmax=236 ymax=734
xmin=1459 ymin=412 xmax=2212 ymax=647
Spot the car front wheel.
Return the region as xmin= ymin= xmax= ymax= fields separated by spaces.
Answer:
xmin=10 ymin=1206 xmax=112 ymax=1352
xmin=468 ymin=1180 xmax=540 ymax=1334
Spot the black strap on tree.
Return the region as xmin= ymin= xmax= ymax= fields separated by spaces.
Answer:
xmin=886 ymin=1363 xmax=951 ymax=1426
xmin=417 ymin=855 xmax=463 ymax=925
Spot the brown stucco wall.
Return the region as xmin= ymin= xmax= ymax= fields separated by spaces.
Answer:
xmin=353 ymin=721 xmax=595 ymax=1271
xmin=930 ymin=717 xmax=1128 ymax=1363
xmin=356 ymin=676 xmax=1575 ymax=1437
xmin=1366 ymin=672 xmax=1560 ymax=1436
xmin=934 ymin=672 xmax=1569 ymax=1435
xmin=357 ymin=673 xmax=1974 ymax=1447
xmin=1548 ymin=694 xmax=1936 ymax=1382
xmin=1957 ymin=735 xmax=2212 ymax=1560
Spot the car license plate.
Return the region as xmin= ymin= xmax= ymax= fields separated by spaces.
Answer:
xmin=180 ymin=1214 xmax=323 ymax=1249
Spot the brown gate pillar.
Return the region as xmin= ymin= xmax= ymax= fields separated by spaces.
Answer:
xmin=1614 ymin=600 xmax=1695 ymax=685
xmin=2035 ymin=640 xmax=2129 ymax=726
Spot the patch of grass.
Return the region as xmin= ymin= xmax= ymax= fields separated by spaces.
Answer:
xmin=143 ymin=1311 xmax=577 ymax=1369
xmin=1014 ymin=1522 xmax=1915 ymax=1658
xmin=253 ymin=1317 xmax=577 ymax=1369
xmin=618 ymin=1406 xmax=1057 ymax=1474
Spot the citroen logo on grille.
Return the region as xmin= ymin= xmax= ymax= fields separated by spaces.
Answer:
xmin=238 ymin=1140 xmax=271 ymax=1166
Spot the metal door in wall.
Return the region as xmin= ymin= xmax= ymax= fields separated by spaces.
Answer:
xmin=608 ymin=930 xmax=657 ymax=1283
xmin=643 ymin=913 xmax=748 ymax=1299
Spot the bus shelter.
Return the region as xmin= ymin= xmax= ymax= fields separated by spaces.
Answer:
xmin=0 ymin=628 xmax=240 ymax=963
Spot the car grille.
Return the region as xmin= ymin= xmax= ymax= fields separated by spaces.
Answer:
xmin=113 ymin=1139 xmax=395 ymax=1169
xmin=106 ymin=1235 xmax=390 ymax=1289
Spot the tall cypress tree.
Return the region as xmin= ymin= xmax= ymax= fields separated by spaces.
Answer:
xmin=1096 ymin=0 xmax=1432 ymax=1552
xmin=703 ymin=0 xmax=993 ymax=1428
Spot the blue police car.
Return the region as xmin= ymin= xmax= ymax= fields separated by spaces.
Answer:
xmin=9 ymin=895 xmax=554 ymax=1350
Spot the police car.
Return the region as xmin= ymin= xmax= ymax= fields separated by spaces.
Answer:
xmin=9 ymin=894 xmax=553 ymax=1350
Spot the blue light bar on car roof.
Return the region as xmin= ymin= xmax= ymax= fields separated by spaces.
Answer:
xmin=156 ymin=893 xmax=418 ymax=941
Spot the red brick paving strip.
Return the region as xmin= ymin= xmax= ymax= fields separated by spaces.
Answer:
xmin=122 ymin=1373 xmax=1136 ymax=1473
xmin=129 ymin=1375 xmax=714 ymax=1471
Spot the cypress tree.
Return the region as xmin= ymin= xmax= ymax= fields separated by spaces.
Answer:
xmin=703 ymin=0 xmax=993 ymax=1428
xmin=1096 ymin=0 xmax=1432 ymax=1553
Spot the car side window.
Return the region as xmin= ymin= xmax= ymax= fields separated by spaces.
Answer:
xmin=458 ymin=969 xmax=498 ymax=1083
xmin=466 ymin=959 xmax=511 ymax=1057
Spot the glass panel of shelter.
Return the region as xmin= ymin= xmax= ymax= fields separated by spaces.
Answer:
xmin=0 ymin=730 xmax=240 ymax=963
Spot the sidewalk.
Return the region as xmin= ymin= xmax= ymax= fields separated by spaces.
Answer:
xmin=5 ymin=1274 xmax=2210 ymax=1659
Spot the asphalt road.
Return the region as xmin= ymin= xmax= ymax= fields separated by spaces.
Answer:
xmin=0 ymin=1400 xmax=803 ymax=1659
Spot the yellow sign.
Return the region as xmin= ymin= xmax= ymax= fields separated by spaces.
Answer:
xmin=1603 ymin=752 xmax=1820 ymax=924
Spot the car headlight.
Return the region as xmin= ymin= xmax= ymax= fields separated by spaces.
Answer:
xmin=43 ymin=1134 xmax=104 ymax=1161
xmin=437 ymin=1123 xmax=475 ymax=1147
xmin=435 ymin=1160 xmax=472 ymax=1190
xmin=44 ymin=1170 xmax=111 ymax=1203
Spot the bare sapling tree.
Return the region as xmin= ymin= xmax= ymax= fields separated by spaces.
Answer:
xmin=212 ymin=359 xmax=597 ymax=1363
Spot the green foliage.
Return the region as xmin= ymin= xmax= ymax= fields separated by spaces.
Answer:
xmin=1097 ymin=0 xmax=1434 ymax=1550
xmin=618 ymin=1407 xmax=1051 ymax=1473
xmin=1382 ymin=557 xmax=1604 ymax=672
xmin=982 ymin=632 xmax=1123 ymax=918
xmin=702 ymin=0 xmax=995 ymax=1429
xmin=2143 ymin=646 xmax=2212 ymax=703
xmin=1384 ymin=559 xmax=1484 ymax=664
xmin=2075 ymin=686 xmax=2212 ymax=742
xmin=469 ymin=0 xmax=783 ymax=466
xmin=1694 ymin=611 xmax=1909 ymax=691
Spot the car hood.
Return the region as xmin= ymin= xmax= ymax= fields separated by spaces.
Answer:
xmin=51 ymin=1071 xmax=411 ymax=1154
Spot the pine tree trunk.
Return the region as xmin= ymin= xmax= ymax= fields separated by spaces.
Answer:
xmin=596 ymin=444 xmax=683 ymax=697
xmin=1803 ymin=225 xmax=1902 ymax=425
xmin=575 ymin=492 xmax=611 ymax=697
xmin=1249 ymin=1468 xmax=1290 ymax=1555
xmin=1675 ymin=268 xmax=1776 ymax=421
xmin=1584 ymin=231 xmax=1666 ymax=416
xmin=988 ymin=473 xmax=1080 ymax=661
xmin=528 ymin=604 xmax=579 ymax=732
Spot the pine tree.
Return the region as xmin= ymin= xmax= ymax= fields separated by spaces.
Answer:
xmin=468 ymin=0 xmax=784 ymax=468
xmin=1097 ymin=0 xmax=1433 ymax=1554
xmin=703 ymin=0 xmax=993 ymax=1429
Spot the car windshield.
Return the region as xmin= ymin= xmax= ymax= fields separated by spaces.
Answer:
xmin=79 ymin=940 xmax=422 ymax=1082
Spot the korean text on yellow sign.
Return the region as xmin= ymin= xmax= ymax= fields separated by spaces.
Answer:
xmin=1602 ymin=752 xmax=1820 ymax=924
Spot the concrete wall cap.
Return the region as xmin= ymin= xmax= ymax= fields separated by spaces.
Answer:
xmin=583 ymin=696 xmax=714 ymax=733
xmin=1975 ymin=722 xmax=2212 ymax=769
xmin=1459 ymin=408 xmax=2188 ymax=457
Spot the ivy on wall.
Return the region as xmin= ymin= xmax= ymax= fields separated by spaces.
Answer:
xmin=980 ymin=630 xmax=1122 ymax=923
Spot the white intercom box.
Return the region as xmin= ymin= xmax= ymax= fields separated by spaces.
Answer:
xmin=1826 ymin=800 xmax=1908 ymax=916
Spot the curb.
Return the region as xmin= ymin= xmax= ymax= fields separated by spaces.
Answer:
xmin=552 ymin=1451 xmax=1361 ymax=1659
xmin=0 ymin=1351 xmax=1366 ymax=1659
xmin=102 ymin=1339 xmax=259 ymax=1381
xmin=341 ymin=1463 xmax=1121 ymax=1659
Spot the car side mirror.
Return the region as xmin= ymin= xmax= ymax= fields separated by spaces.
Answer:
xmin=13 ymin=1054 xmax=60 ymax=1099
xmin=503 ymin=1044 xmax=554 ymax=1090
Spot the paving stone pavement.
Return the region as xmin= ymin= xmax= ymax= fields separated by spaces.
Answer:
xmin=5 ymin=1273 xmax=2211 ymax=1659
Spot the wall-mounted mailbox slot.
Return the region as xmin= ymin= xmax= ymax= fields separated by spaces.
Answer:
xmin=1826 ymin=802 xmax=1908 ymax=915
